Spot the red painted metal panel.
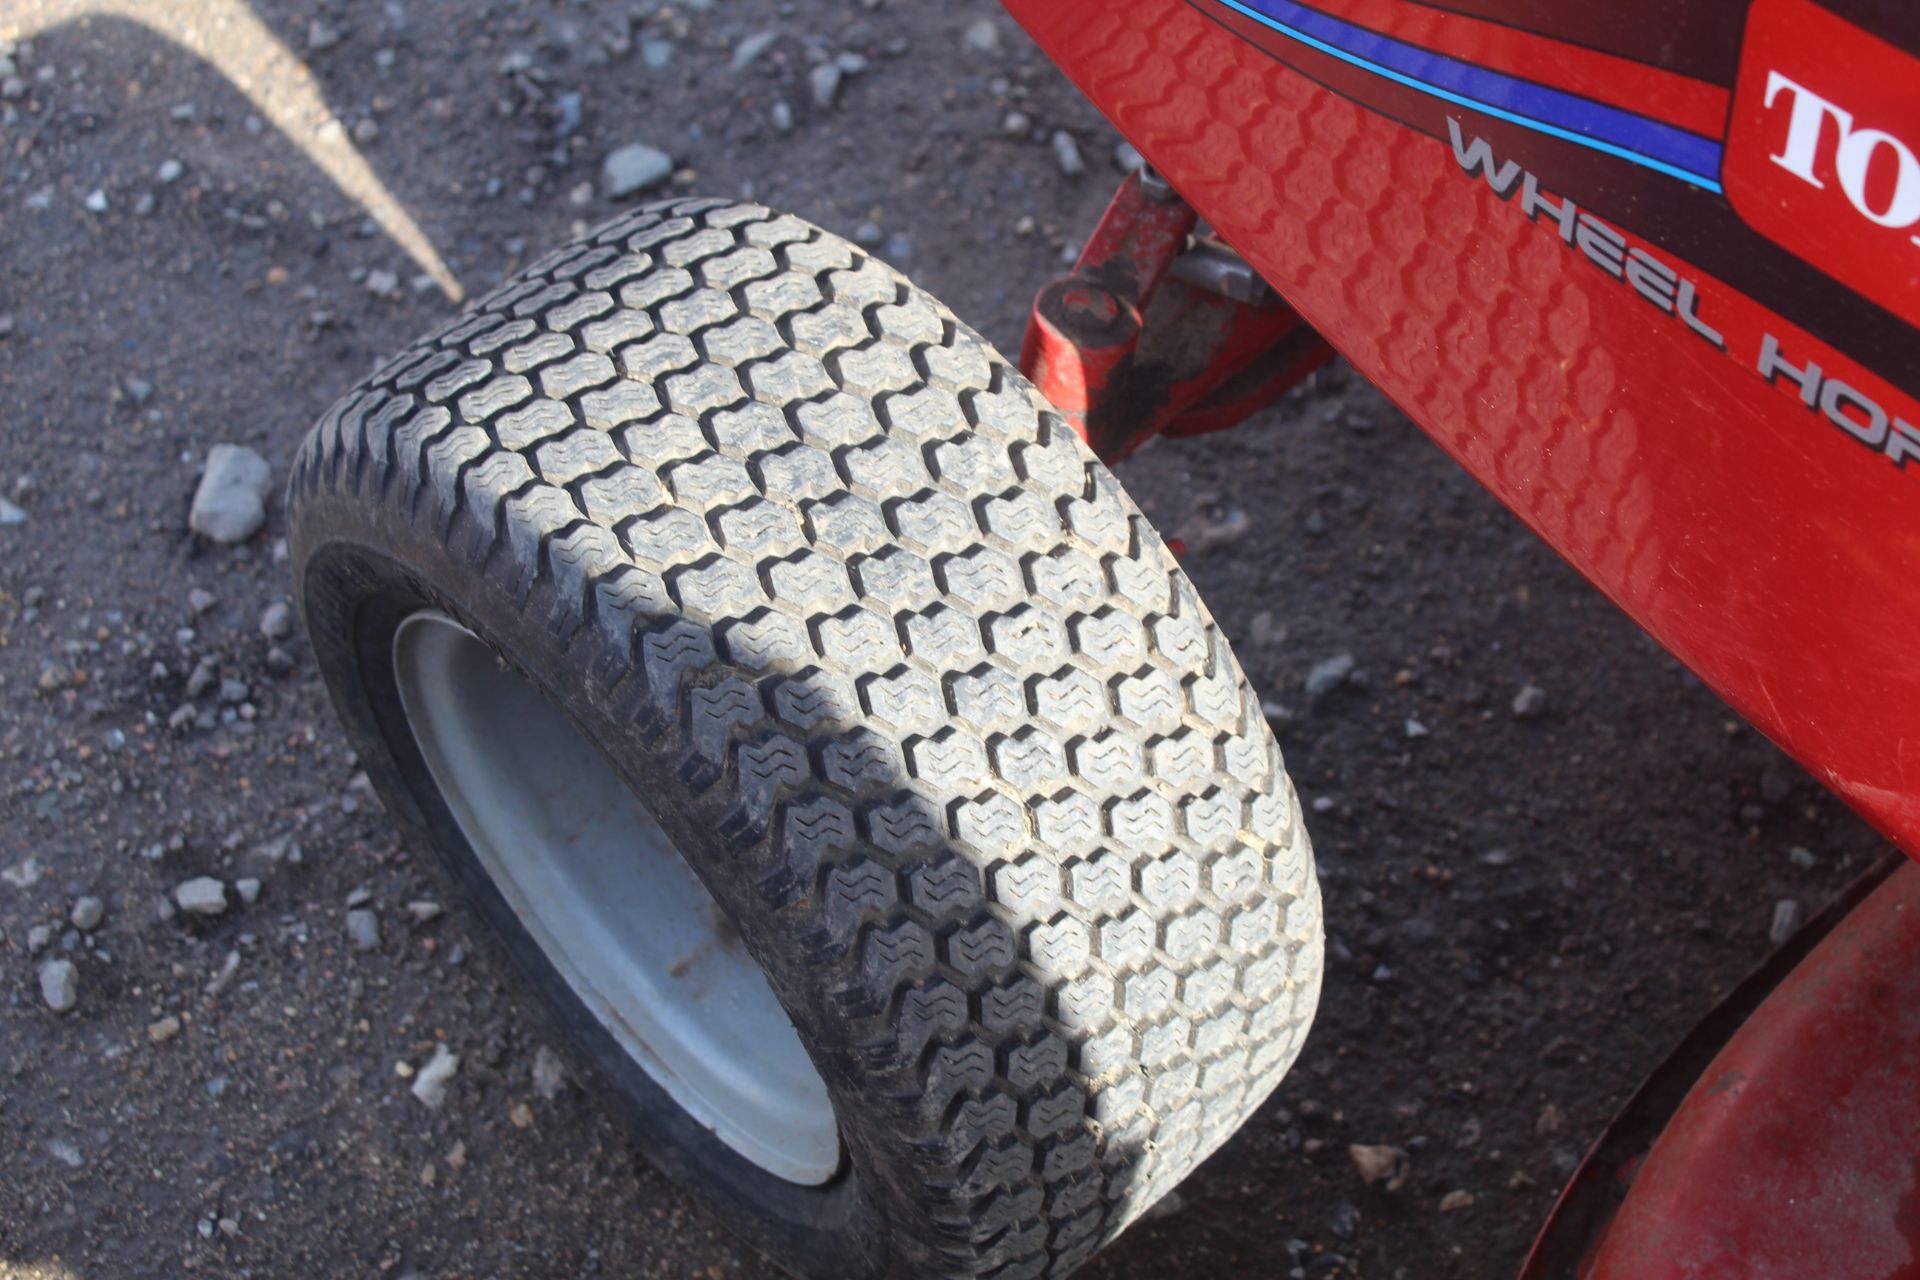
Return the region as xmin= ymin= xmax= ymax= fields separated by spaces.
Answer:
xmin=1518 ymin=853 xmax=1905 ymax=1279
xmin=1581 ymin=859 xmax=1920 ymax=1280
xmin=1003 ymin=0 xmax=1920 ymax=855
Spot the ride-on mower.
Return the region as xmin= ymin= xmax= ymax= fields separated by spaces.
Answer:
xmin=288 ymin=1 xmax=1920 ymax=1275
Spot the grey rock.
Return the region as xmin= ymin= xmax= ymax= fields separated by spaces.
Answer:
xmin=1400 ymin=917 xmax=1441 ymax=945
xmin=187 ymin=587 xmax=216 ymax=616
xmin=411 ymin=1042 xmax=459 ymax=1107
xmin=27 ymin=922 xmax=52 ymax=953
xmin=206 ymin=949 xmax=241 ymax=997
xmin=1511 ymin=683 xmax=1549 ymax=719
xmin=729 ymin=29 xmax=779 ymax=72
xmin=853 ymin=221 xmax=884 ymax=247
xmin=551 ymin=91 xmax=581 ymax=139
xmin=883 ymin=232 xmax=914 ymax=264
xmin=1051 ymin=130 xmax=1085 ymax=175
xmin=1788 ymin=844 xmax=1818 ymax=869
xmin=1305 ymin=653 xmax=1356 ymax=703
xmin=640 ymin=39 xmax=674 ymax=70
xmin=306 ymin=18 xmax=342 ymax=51
xmin=218 ymin=677 xmax=250 ymax=705
xmin=0 ymin=497 xmax=25 ymax=525
xmin=157 ymin=158 xmax=184 ymax=184
xmin=809 ymin=62 xmax=842 ymax=108
xmin=173 ymin=876 xmax=228 ymax=917
xmin=1182 ymin=507 xmax=1250 ymax=554
xmin=345 ymin=908 xmax=381 ymax=951
xmin=405 ymin=900 xmax=444 ymax=925
xmin=364 ymin=268 xmax=399 ymax=295
xmin=532 ymin=1045 xmax=566 ymax=1099
xmin=836 ymin=51 xmax=869 ymax=75
xmin=189 ymin=444 xmax=271 ymax=544
xmin=603 ymin=142 xmax=672 ymax=198
xmin=69 ymin=896 xmax=104 ymax=931
xmin=265 ymin=646 xmax=296 ymax=676
xmin=185 ymin=657 xmax=218 ymax=699
xmin=3 ymin=857 xmax=43 ymax=891
xmin=771 ymin=100 xmax=793 ymax=132
xmin=1404 ymin=718 xmax=1429 ymax=740
xmin=1002 ymin=110 xmax=1031 ymax=137
xmin=259 ymin=600 xmax=293 ymax=639
xmin=39 ymin=958 xmax=78 ymax=1013
xmin=247 ymin=833 xmax=302 ymax=871
xmin=235 ymin=878 xmax=262 ymax=905
xmin=964 ymin=18 xmax=999 ymax=53
xmin=1770 ymin=898 xmax=1804 ymax=944
xmin=1114 ymin=140 xmax=1145 ymax=172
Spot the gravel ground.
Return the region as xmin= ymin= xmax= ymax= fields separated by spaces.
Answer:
xmin=0 ymin=2 xmax=1890 ymax=1277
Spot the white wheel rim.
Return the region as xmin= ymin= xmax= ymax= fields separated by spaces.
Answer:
xmin=392 ymin=610 xmax=842 ymax=1185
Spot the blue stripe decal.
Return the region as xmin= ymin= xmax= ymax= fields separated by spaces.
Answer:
xmin=1213 ymin=0 xmax=1725 ymax=193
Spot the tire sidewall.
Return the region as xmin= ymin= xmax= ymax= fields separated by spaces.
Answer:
xmin=295 ymin=529 xmax=890 ymax=1278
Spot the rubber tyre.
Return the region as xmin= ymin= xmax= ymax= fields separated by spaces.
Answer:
xmin=288 ymin=197 xmax=1322 ymax=1279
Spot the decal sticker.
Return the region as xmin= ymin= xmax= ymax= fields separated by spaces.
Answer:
xmin=1453 ymin=114 xmax=1920 ymax=471
xmin=1210 ymin=0 xmax=1723 ymax=188
xmin=1189 ymin=0 xmax=1920 ymax=399
xmin=1447 ymin=119 xmax=1724 ymax=347
xmin=1726 ymin=0 xmax=1920 ymax=331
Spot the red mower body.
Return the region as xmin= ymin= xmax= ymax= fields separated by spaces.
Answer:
xmin=1003 ymin=0 xmax=1920 ymax=860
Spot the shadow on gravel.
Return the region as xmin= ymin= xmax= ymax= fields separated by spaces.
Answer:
xmin=9 ymin=0 xmax=460 ymax=298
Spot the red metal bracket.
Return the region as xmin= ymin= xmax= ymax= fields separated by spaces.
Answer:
xmin=1019 ymin=170 xmax=1333 ymax=464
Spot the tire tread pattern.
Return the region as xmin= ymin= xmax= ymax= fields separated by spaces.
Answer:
xmin=291 ymin=198 xmax=1321 ymax=1280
